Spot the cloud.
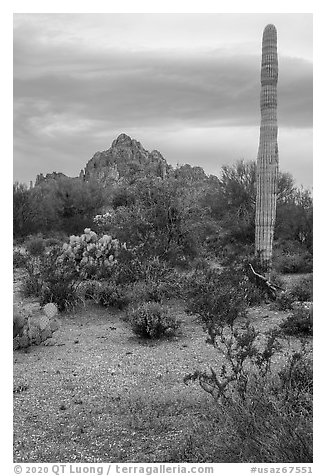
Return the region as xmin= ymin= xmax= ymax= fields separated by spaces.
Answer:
xmin=14 ymin=44 xmax=312 ymax=128
xmin=13 ymin=14 xmax=313 ymax=187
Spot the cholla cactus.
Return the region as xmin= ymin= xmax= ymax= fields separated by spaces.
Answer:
xmin=255 ymin=24 xmax=279 ymax=273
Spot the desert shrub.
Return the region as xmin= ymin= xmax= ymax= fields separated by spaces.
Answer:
xmin=94 ymin=282 xmax=130 ymax=310
xmin=242 ymin=279 xmax=267 ymax=306
xmin=280 ymin=305 xmax=313 ymax=337
xmin=269 ymin=271 xmax=286 ymax=290
xmin=44 ymin=237 xmax=63 ymax=248
xmin=128 ymin=302 xmax=180 ymax=339
xmin=218 ymin=242 xmax=254 ymax=267
xmin=192 ymin=257 xmax=211 ymax=272
xmin=20 ymin=248 xmax=80 ymax=312
xmin=25 ymin=237 xmax=46 ymax=256
xmin=278 ymin=350 xmax=313 ymax=406
xmin=181 ymin=292 xmax=312 ymax=465
xmin=291 ymin=275 xmax=313 ymax=302
xmin=21 ymin=272 xmax=43 ymax=298
xmin=126 ymin=280 xmax=170 ymax=304
xmin=275 ymin=290 xmax=295 ymax=311
xmin=273 ymin=249 xmax=313 ymax=274
xmin=40 ymin=281 xmax=79 ymax=312
xmin=171 ymin=370 xmax=312 ymax=463
xmin=182 ymin=260 xmax=312 ymax=462
xmin=13 ymin=249 xmax=27 ymax=269
xmin=20 ymin=255 xmax=44 ymax=297
xmin=186 ymin=267 xmax=246 ymax=323
xmin=111 ymin=255 xmax=184 ymax=297
xmin=74 ymin=280 xmax=102 ymax=302
xmin=185 ymin=266 xmax=261 ymax=332
xmin=125 ymin=269 xmax=184 ymax=305
xmin=38 ymin=251 xmax=80 ymax=312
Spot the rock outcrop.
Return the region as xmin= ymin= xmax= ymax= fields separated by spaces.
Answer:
xmin=34 ymin=134 xmax=168 ymax=188
xmin=80 ymin=133 xmax=168 ymax=185
xmin=35 ymin=171 xmax=69 ymax=187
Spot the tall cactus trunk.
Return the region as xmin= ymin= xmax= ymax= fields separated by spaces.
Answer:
xmin=255 ymin=24 xmax=279 ymax=275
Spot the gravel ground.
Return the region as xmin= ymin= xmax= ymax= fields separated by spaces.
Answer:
xmin=13 ymin=274 xmax=312 ymax=463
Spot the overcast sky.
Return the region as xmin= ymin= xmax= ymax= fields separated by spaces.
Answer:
xmin=13 ymin=13 xmax=313 ymax=187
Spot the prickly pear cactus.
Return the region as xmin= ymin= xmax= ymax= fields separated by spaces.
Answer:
xmin=13 ymin=303 xmax=60 ymax=350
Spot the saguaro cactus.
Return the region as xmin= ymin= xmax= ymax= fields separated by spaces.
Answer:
xmin=255 ymin=24 xmax=279 ymax=273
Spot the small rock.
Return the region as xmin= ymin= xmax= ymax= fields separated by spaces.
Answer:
xmin=74 ymin=339 xmax=79 ymax=344
xmin=74 ymin=398 xmax=83 ymax=405
xmin=59 ymin=404 xmax=67 ymax=411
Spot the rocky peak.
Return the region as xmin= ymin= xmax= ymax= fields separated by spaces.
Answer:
xmin=34 ymin=134 xmax=169 ymax=188
xmin=112 ymin=133 xmax=135 ymax=148
xmin=81 ymin=133 xmax=168 ymax=184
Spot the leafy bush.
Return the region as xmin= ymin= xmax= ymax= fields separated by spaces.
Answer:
xmin=93 ymin=176 xmax=213 ymax=266
xmin=291 ymin=275 xmax=313 ymax=302
xmin=20 ymin=248 xmax=80 ymax=312
xmin=127 ymin=302 xmax=180 ymax=339
xmin=280 ymin=305 xmax=313 ymax=337
xmin=185 ymin=267 xmax=250 ymax=335
xmin=25 ymin=237 xmax=46 ymax=256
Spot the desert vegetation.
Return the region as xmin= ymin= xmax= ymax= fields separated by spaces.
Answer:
xmin=13 ymin=156 xmax=312 ymax=463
